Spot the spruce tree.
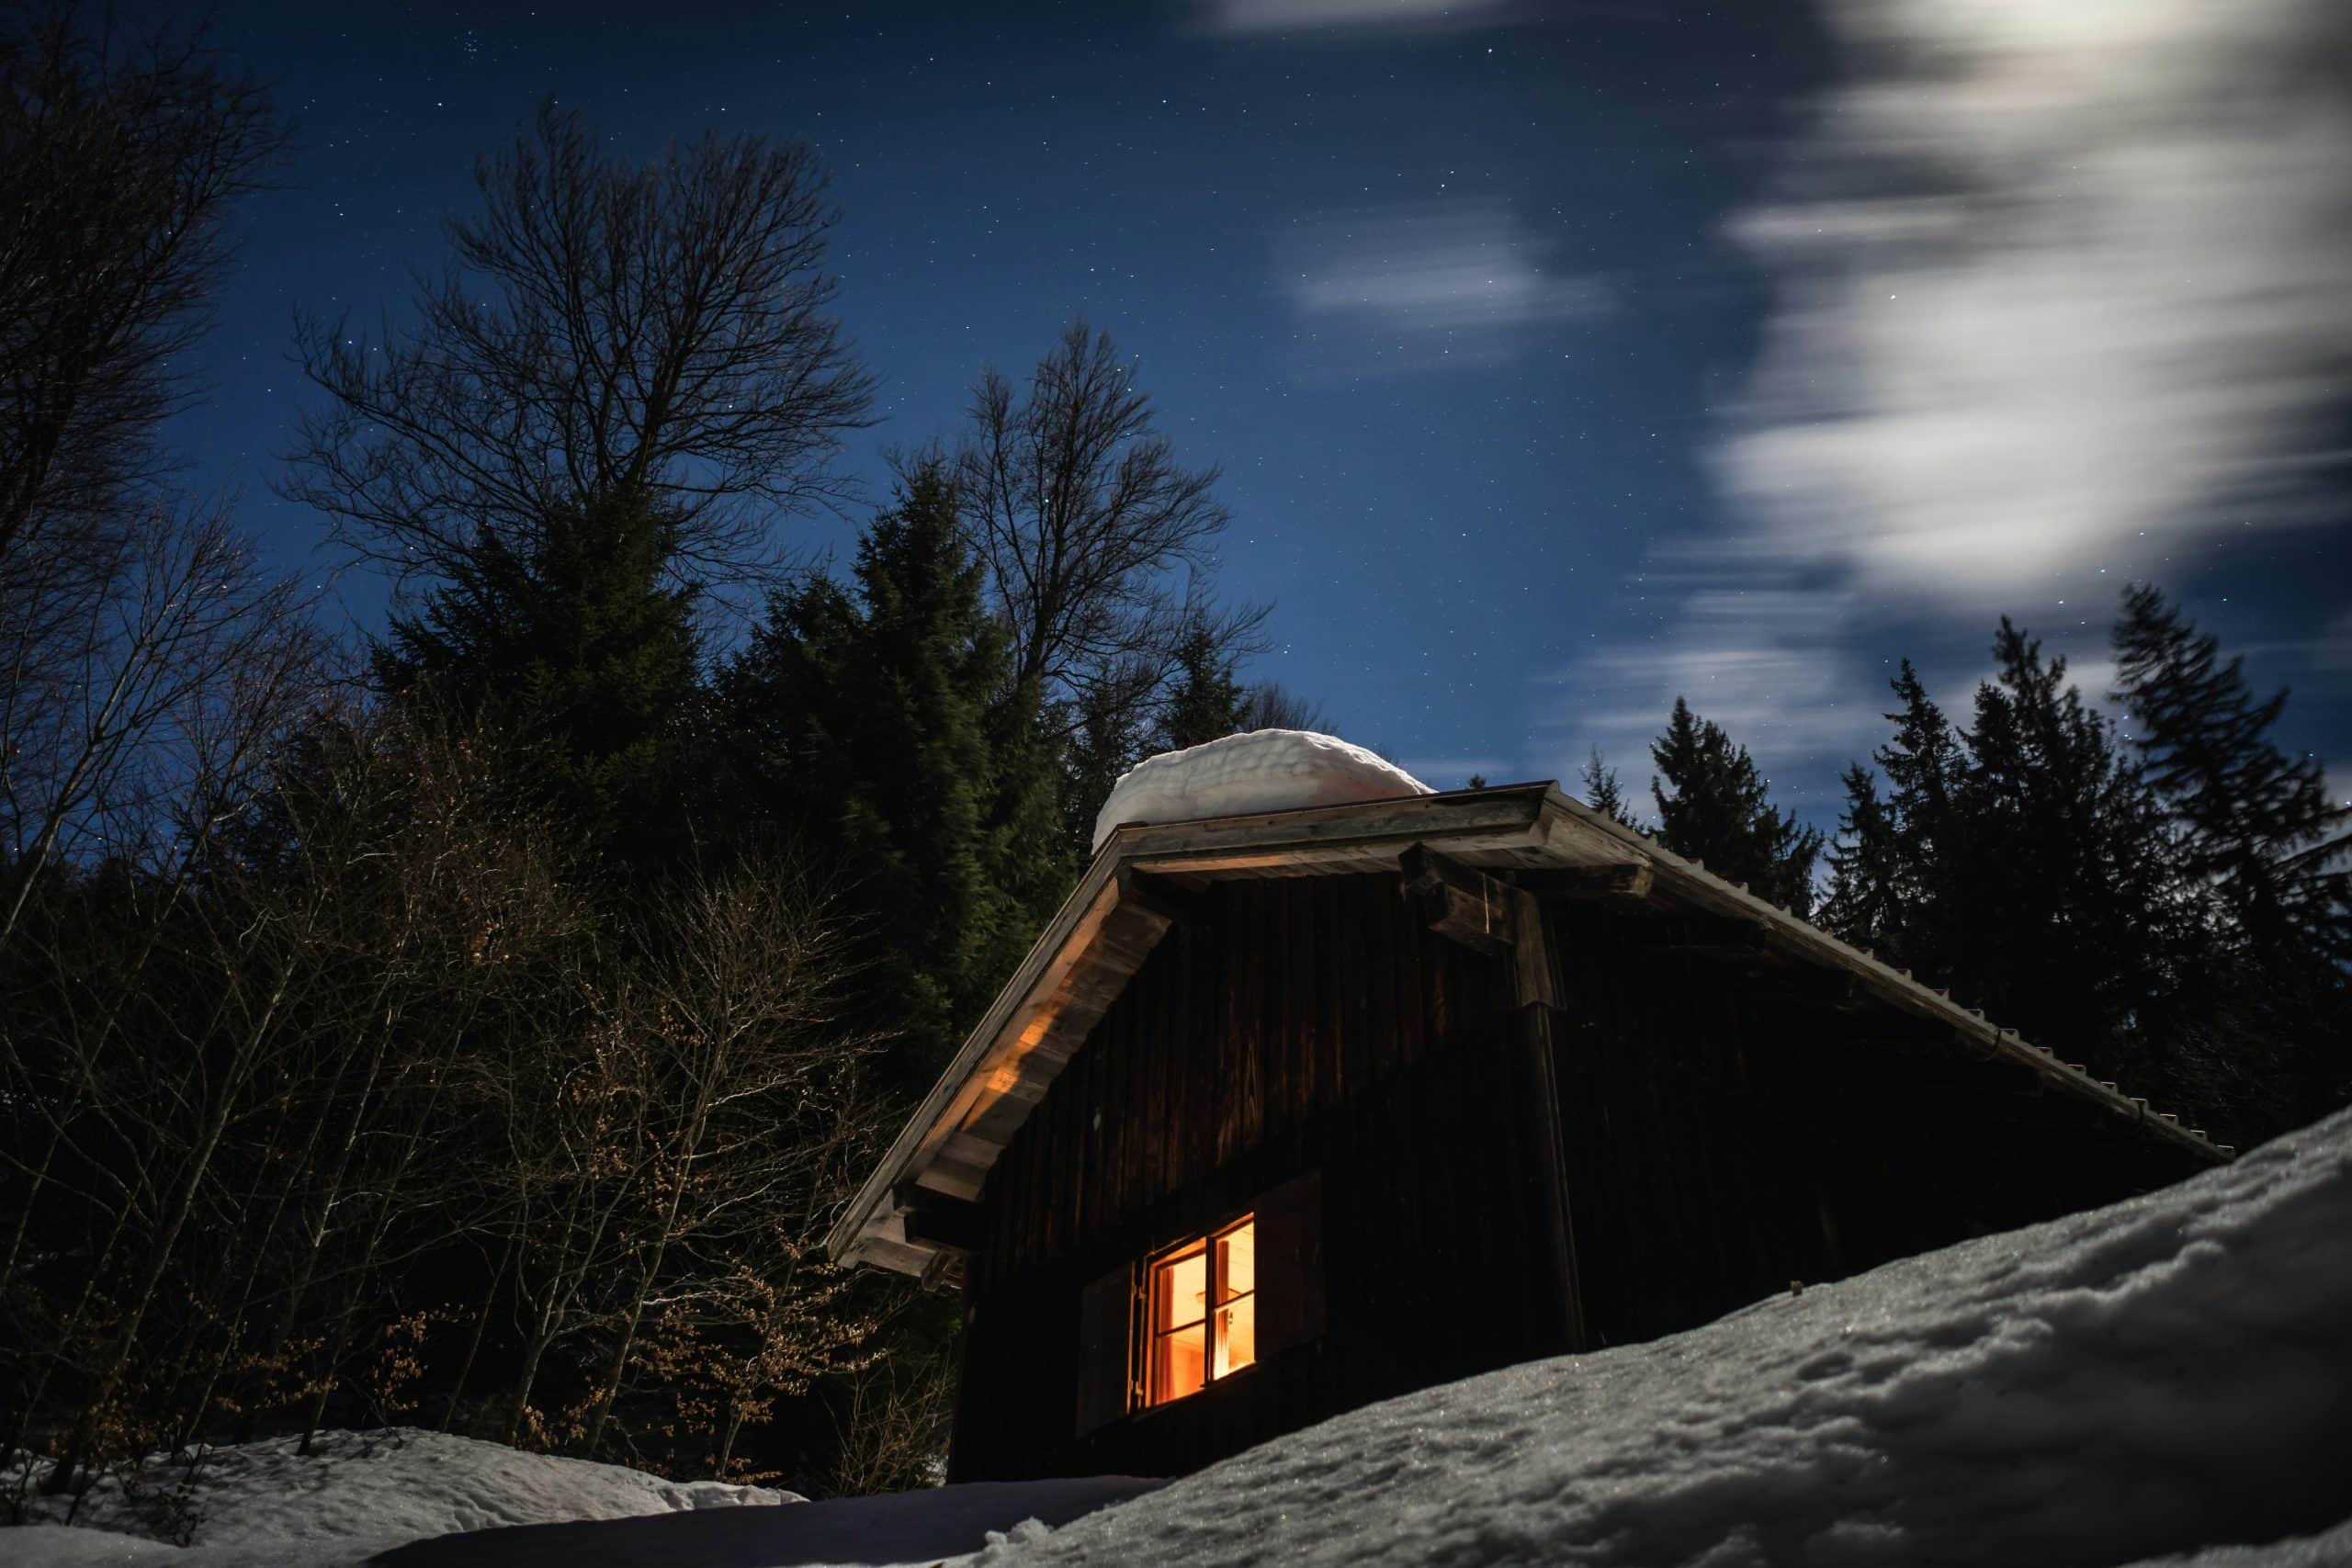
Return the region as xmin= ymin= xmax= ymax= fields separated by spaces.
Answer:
xmin=1159 ymin=618 xmax=1246 ymax=752
xmin=1820 ymin=762 xmax=1902 ymax=953
xmin=378 ymin=486 xmax=700 ymax=870
xmin=1821 ymin=663 xmax=1965 ymax=965
xmin=2114 ymin=583 xmax=2350 ymax=967
xmin=1649 ymin=696 xmax=1824 ymax=914
xmin=1579 ymin=746 xmax=1636 ymax=828
xmin=1059 ymin=678 xmax=1149 ymax=863
xmin=1944 ymin=622 xmax=2188 ymax=1071
xmin=2113 ymin=584 xmax=2350 ymax=1120
xmin=720 ymin=463 xmax=1028 ymax=1084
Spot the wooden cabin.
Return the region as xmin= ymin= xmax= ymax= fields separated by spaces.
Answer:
xmin=826 ymin=781 xmax=2224 ymax=1483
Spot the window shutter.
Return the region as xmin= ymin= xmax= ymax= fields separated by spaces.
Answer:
xmin=1255 ymin=1168 xmax=1325 ymax=1358
xmin=1075 ymin=1263 xmax=1134 ymax=1436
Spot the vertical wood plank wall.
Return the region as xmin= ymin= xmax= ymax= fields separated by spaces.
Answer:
xmin=946 ymin=872 xmax=2211 ymax=1483
xmin=1542 ymin=897 xmax=2208 ymax=1351
xmin=951 ymin=872 xmax=1561 ymax=1482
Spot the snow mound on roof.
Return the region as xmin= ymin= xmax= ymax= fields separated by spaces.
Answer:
xmin=1091 ymin=730 xmax=1430 ymax=852
xmin=981 ymin=1106 xmax=2352 ymax=1568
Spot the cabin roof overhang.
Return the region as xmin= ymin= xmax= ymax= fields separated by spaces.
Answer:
xmin=826 ymin=783 xmax=2228 ymax=1279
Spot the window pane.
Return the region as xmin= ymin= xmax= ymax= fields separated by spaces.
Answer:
xmin=1153 ymin=1243 xmax=1206 ymax=1331
xmin=1214 ymin=1295 xmax=1256 ymax=1378
xmin=1216 ymin=1220 xmax=1255 ymax=1303
xmin=1153 ymin=1323 xmax=1205 ymax=1403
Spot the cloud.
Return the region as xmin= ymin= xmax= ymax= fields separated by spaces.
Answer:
xmin=1536 ymin=585 xmax=1889 ymax=808
xmin=1277 ymin=201 xmax=1610 ymax=376
xmin=1713 ymin=0 xmax=2352 ymax=609
xmin=2318 ymin=607 xmax=2352 ymax=674
xmin=1197 ymin=0 xmax=1512 ymax=38
xmin=1545 ymin=0 xmax=2352 ymax=810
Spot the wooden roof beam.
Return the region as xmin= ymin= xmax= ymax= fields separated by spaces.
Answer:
xmin=1400 ymin=842 xmax=1518 ymax=956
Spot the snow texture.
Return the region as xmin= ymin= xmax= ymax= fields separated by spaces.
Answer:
xmin=10 ymin=1109 xmax=2351 ymax=1568
xmin=4 ymin=1429 xmax=1155 ymax=1568
xmin=1091 ymin=729 xmax=1430 ymax=852
xmin=5 ymin=1428 xmax=798 ymax=1566
xmin=974 ymin=1107 xmax=2352 ymax=1568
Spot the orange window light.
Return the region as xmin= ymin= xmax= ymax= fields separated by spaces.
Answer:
xmin=1146 ymin=1216 xmax=1255 ymax=1406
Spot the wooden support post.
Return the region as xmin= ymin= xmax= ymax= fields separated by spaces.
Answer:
xmin=1404 ymin=846 xmax=1585 ymax=1352
xmin=1510 ymin=886 xmax=1587 ymax=1355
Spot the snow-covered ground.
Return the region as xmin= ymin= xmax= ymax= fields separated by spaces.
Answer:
xmin=5 ymin=1429 xmax=1156 ymax=1566
xmin=10 ymin=1105 xmax=2350 ymax=1567
xmin=1091 ymin=729 xmax=1429 ymax=850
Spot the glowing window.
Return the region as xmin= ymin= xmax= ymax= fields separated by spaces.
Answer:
xmin=1146 ymin=1215 xmax=1255 ymax=1406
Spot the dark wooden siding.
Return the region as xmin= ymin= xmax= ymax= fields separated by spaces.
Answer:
xmin=1543 ymin=897 xmax=2210 ymax=1351
xmin=951 ymin=872 xmax=1567 ymax=1482
xmin=948 ymin=871 xmax=2211 ymax=1483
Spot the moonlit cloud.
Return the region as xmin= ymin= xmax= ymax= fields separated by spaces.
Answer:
xmin=1278 ymin=201 xmax=1609 ymax=376
xmin=2318 ymin=609 xmax=2352 ymax=674
xmin=1549 ymin=0 xmax=2352 ymax=807
xmin=1715 ymin=0 xmax=2352 ymax=607
xmin=1539 ymin=586 xmax=1885 ymax=808
xmin=1198 ymin=0 xmax=1512 ymax=37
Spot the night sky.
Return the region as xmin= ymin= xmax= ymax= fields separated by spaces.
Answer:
xmin=126 ymin=0 xmax=2352 ymax=819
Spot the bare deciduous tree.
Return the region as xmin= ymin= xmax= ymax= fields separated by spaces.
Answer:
xmin=955 ymin=321 xmax=1265 ymax=720
xmin=285 ymin=100 xmax=876 ymax=596
xmin=1238 ymin=681 xmax=1326 ymax=735
xmin=0 ymin=9 xmax=282 ymax=569
xmin=0 ymin=497 xmax=323 ymax=946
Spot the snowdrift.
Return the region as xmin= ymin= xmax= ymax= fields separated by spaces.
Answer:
xmin=1091 ymin=729 xmax=1430 ymax=852
xmin=977 ymin=1106 xmax=2352 ymax=1568
xmin=5 ymin=1428 xmax=795 ymax=1566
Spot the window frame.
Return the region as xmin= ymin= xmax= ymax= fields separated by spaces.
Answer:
xmin=1138 ymin=1212 xmax=1257 ymax=1410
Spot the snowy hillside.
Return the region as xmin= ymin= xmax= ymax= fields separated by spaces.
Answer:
xmin=981 ymin=1105 xmax=2352 ymax=1568
xmin=5 ymin=1428 xmax=794 ymax=1565
xmin=10 ymin=1106 xmax=2349 ymax=1567
xmin=5 ymin=1428 xmax=1154 ymax=1567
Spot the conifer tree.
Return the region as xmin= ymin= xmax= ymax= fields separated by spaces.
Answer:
xmin=1059 ymin=675 xmax=1151 ymax=863
xmin=1826 ymin=607 xmax=2341 ymax=1144
xmin=1822 ymin=663 xmax=1963 ymax=963
xmin=1649 ymin=697 xmax=1824 ymax=914
xmin=1579 ymin=746 xmax=1636 ymax=827
xmin=1821 ymin=763 xmax=1901 ymax=953
xmin=379 ymin=486 xmax=700 ymax=870
xmin=721 ymin=463 xmax=1028 ymax=1084
xmin=1159 ymin=617 xmax=1246 ymax=752
xmin=2113 ymin=584 xmax=2350 ymax=1117
xmin=2113 ymin=583 xmax=2350 ymax=968
xmin=1941 ymin=622 xmax=2188 ymax=1070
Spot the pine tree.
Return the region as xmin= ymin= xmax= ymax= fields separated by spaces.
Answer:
xmin=1923 ymin=623 xmax=2192 ymax=1102
xmin=1649 ymin=697 xmax=1824 ymax=914
xmin=378 ymin=486 xmax=700 ymax=871
xmin=2113 ymin=583 xmax=2350 ymax=967
xmin=1579 ymin=747 xmax=1636 ymax=828
xmin=1820 ymin=762 xmax=1901 ymax=953
xmin=1158 ymin=617 xmax=1245 ymax=753
xmin=720 ymin=463 xmax=1028 ymax=1084
xmin=1059 ymin=677 xmax=1150 ymax=864
xmin=2113 ymin=584 xmax=2350 ymax=1119
xmin=1821 ymin=663 xmax=1964 ymax=964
